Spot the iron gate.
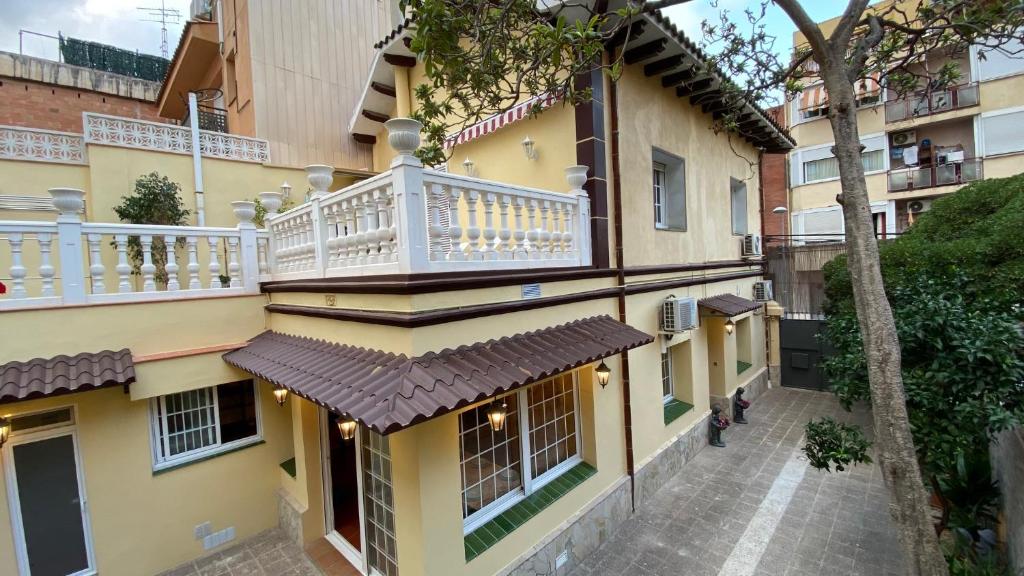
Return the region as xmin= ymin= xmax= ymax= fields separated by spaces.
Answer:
xmin=780 ymin=317 xmax=831 ymax=390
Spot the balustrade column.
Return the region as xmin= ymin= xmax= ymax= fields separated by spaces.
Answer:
xmin=114 ymin=234 xmax=132 ymax=293
xmin=140 ymin=235 xmax=157 ymax=292
xmin=208 ymin=237 xmax=223 ymax=288
xmin=364 ymin=193 xmax=381 ymax=264
xmin=341 ymin=201 xmax=357 ymax=266
xmin=538 ymin=201 xmax=552 ymax=259
xmin=386 ymin=118 xmax=431 ymax=273
xmin=481 ymin=192 xmax=497 ymax=260
xmin=497 ymin=195 xmax=511 ymax=260
xmin=87 ymin=234 xmax=105 ymax=294
xmin=513 ymin=198 xmax=527 ymax=259
xmin=526 ymin=200 xmax=540 ymax=260
xmin=186 ymin=237 xmax=201 ymax=289
xmin=227 ymin=237 xmax=241 ymax=287
xmin=325 ymin=205 xmax=341 ymax=268
xmin=380 ymin=188 xmax=397 ymax=263
xmin=353 ymin=200 xmax=368 ymax=266
xmin=8 ymin=233 xmax=26 ymax=298
xmin=465 ymin=190 xmax=482 ymax=260
xmin=428 ymin=184 xmax=446 ymax=261
xmin=257 ymin=239 xmax=269 ymax=276
xmin=550 ymin=203 xmax=563 ymax=259
xmin=447 ymin=188 xmax=464 ymax=261
xmin=164 ymin=235 xmax=180 ymax=291
xmin=37 ymin=233 xmax=55 ymax=297
xmin=563 ymin=203 xmax=576 ymax=259
xmin=50 ymin=188 xmax=86 ymax=303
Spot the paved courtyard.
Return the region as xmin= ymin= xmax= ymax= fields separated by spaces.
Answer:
xmin=159 ymin=529 xmax=322 ymax=576
xmin=571 ymin=387 xmax=905 ymax=576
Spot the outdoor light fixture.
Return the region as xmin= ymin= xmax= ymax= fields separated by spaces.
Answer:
xmin=595 ymin=361 xmax=612 ymax=388
xmin=273 ymin=387 xmax=289 ymax=406
xmin=462 ymin=157 xmax=476 ymax=176
xmin=772 ymin=206 xmax=788 ymax=214
xmin=0 ymin=417 xmax=10 ymax=449
xmin=486 ymin=400 xmax=508 ymax=432
xmin=280 ymin=181 xmax=292 ymax=200
xmin=521 ymin=135 xmax=538 ymax=160
xmin=337 ymin=417 xmax=357 ymax=441
xmin=725 ymin=319 xmax=736 ymax=335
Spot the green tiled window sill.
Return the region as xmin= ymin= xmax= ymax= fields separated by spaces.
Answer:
xmin=737 ymin=360 xmax=752 ymax=375
xmin=663 ymin=399 xmax=694 ymax=425
xmin=464 ymin=462 xmax=596 ymax=562
xmin=280 ymin=457 xmax=297 ymax=478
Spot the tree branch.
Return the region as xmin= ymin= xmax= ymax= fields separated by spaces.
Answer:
xmin=774 ymin=0 xmax=829 ymax=58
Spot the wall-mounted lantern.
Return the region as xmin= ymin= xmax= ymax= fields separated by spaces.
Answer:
xmin=273 ymin=387 xmax=289 ymax=406
xmin=0 ymin=417 xmax=10 ymax=449
xmin=337 ymin=417 xmax=357 ymax=441
xmin=462 ymin=157 xmax=476 ymax=177
xmin=486 ymin=400 xmax=508 ymax=432
xmin=725 ymin=318 xmax=736 ymax=335
xmin=595 ymin=361 xmax=612 ymax=388
xmin=280 ymin=181 xmax=292 ymax=201
xmin=522 ymin=135 xmax=538 ymax=160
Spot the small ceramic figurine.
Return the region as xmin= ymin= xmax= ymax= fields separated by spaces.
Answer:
xmin=709 ymin=404 xmax=730 ymax=447
xmin=733 ymin=386 xmax=752 ymax=424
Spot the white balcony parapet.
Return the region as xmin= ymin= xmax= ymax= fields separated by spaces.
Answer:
xmin=266 ymin=118 xmax=592 ymax=280
xmin=0 ymin=189 xmax=265 ymax=310
xmin=0 ymin=125 xmax=87 ymax=165
xmin=83 ymin=113 xmax=270 ymax=163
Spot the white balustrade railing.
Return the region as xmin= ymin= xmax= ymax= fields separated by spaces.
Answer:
xmin=0 ymin=189 xmax=263 ymax=310
xmin=265 ymin=119 xmax=592 ymax=280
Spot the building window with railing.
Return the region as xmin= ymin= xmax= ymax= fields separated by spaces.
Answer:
xmin=149 ymin=379 xmax=261 ymax=470
xmin=884 ymin=82 xmax=980 ymax=123
xmin=794 ymin=74 xmax=881 ymax=122
xmin=459 ymin=372 xmax=582 ymax=532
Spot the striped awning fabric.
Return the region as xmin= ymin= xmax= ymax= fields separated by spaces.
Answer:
xmin=444 ymin=93 xmax=559 ymax=149
xmin=800 ymin=72 xmax=881 ymax=110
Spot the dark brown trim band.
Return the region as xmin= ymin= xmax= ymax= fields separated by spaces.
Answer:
xmin=267 ymin=287 xmax=622 ymax=328
xmin=624 ymin=270 xmax=763 ymax=295
xmin=261 ymin=267 xmax=618 ymax=295
xmin=622 ymin=259 xmax=762 ymax=276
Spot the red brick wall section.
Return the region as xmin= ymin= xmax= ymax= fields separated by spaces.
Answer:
xmin=760 ymin=105 xmax=789 ymax=243
xmin=0 ymin=78 xmax=162 ymax=133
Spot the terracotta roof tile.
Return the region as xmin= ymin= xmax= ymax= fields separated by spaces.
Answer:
xmin=0 ymin=349 xmax=135 ymax=404
xmin=699 ymin=294 xmax=761 ymax=317
xmin=224 ymin=315 xmax=653 ymax=434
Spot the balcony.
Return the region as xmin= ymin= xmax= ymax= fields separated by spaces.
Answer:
xmin=265 ymin=119 xmax=593 ymax=281
xmin=887 ymin=158 xmax=984 ymax=192
xmin=885 ymin=82 xmax=979 ymax=123
xmin=182 ymin=104 xmax=229 ymax=133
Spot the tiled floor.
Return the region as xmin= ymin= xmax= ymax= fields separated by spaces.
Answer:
xmin=306 ymin=538 xmax=363 ymax=576
xmin=158 ymin=529 xmax=322 ymax=576
xmin=571 ymin=387 xmax=906 ymax=576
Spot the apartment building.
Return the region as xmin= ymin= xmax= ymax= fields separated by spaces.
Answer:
xmin=783 ymin=19 xmax=1024 ymax=241
xmin=0 ymin=3 xmax=791 ymax=576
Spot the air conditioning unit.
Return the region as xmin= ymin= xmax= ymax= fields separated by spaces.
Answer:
xmin=892 ymin=130 xmax=917 ymax=147
xmin=661 ymin=296 xmax=698 ymax=333
xmin=753 ymin=280 xmax=774 ymax=302
xmin=908 ymin=199 xmax=932 ymax=213
xmin=742 ymin=234 xmax=763 ymax=257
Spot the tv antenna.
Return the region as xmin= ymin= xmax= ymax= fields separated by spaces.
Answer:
xmin=137 ymin=1 xmax=181 ymax=59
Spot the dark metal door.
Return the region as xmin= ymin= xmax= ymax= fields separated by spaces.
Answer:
xmin=13 ymin=434 xmax=91 ymax=576
xmin=780 ymin=318 xmax=830 ymax=391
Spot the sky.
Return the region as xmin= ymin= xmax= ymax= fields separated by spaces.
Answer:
xmin=0 ymin=0 xmax=845 ymax=64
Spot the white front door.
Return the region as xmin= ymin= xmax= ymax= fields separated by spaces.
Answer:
xmin=321 ymin=409 xmax=369 ymax=574
xmin=4 ymin=414 xmax=96 ymax=576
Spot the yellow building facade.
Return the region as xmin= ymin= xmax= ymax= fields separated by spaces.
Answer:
xmin=0 ymin=6 xmax=789 ymax=576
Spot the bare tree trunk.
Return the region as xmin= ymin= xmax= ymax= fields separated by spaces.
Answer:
xmin=823 ymin=71 xmax=948 ymax=576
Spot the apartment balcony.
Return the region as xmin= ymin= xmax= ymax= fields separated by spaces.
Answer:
xmin=885 ymin=82 xmax=979 ymax=124
xmin=182 ymin=104 xmax=229 ymax=133
xmin=887 ymin=158 xmax=984 ymax=193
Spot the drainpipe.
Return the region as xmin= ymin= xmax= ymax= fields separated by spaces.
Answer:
xmin=606 ymin=65 xmax=636 ymax=513
xmin=188 ymin=92 xmax=207 ymax=226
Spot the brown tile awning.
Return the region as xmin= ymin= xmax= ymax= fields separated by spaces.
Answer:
xmin=699 ymin=294 xmax=762 ymax=317
xmin=1 ymin=349 xmax=136 ymax=404
xmin=224 ymin=315 xmax=653 ymax=434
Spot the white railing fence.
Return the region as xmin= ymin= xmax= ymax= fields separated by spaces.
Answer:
xmin=266 ymin=119 xmax=592 ymax=280
xmin=0 ymin=189 xmax=265 ymax=310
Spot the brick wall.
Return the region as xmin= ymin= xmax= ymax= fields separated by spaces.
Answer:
xmin=760 ymin=105 xmax=789 ymax=242
xmin=0 ymin=78 xmax=162 ymax=133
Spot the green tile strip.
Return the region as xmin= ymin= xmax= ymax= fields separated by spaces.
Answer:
xmin=663 ymin=399 xmax=694 ymax=425
xmin=280 ymin=457 xmax=297 ymax=478
xmin=464 ymin=462 xmax=597 ymax=562
xmin=737 ymin=360 xmax=752 ymax=375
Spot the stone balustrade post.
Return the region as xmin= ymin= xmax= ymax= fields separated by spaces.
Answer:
xmin=49 ymin=188 xmax=87 ymax=304
xmin=765 ymin=300 xmax=784 ymax=388
xmin=565 ymin=166 xmax=592 ymax=267
xmin=233 ymin=201 xmax=260 ymax=292
xmin=386 ymin=118 xmax=431 ymax=274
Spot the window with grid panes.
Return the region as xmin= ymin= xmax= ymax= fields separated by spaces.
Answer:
xmin=458 ymin=372 xmax=582 ymax=530
xmin=150 ymin=380 xmax=260 ymax=469
xmin=653 ymin=161 xmax=667 ymax=226
xmin=362 ymin=430 xmax=398 ymax=576
xmin=661 ymin=351 xmax=673 ymax=402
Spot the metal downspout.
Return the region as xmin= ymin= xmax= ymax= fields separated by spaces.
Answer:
xmin=188 ymin=92 xmax=206 ymax=226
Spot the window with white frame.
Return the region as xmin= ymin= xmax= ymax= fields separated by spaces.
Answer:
xmin=150 ymin=380 xmax=260 ymax=469
xmin=977 ymin=38 xmax=1024 ymax=81
xmin=459 ymin=372 xmax=582 ymax=530
xmin=792 ymin=135 xmax=887 ymax=186
xmin=731 ymin=178 xmax=748 ymax=235
xmin=982 ymin=109 xmax=1024 ymax=156
xmin=660 ymin=351 xmax=673 ymax=403
xmin=652 ymin=149 xmax=686 ymax=230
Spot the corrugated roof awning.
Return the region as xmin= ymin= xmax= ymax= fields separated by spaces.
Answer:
xmin=699 ymin=294 xmax=761 ymax=317
xmin=1 ymin=349 xmax=135 ymax=404
xmin=224 ymin=315 xmax=654 ymax=434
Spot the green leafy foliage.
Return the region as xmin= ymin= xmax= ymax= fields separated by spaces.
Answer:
xmin=938 ymin=452 xmax=1000 ymax=535
xmin=803 ymin=417 xmax=872 ymax=472
xmin=821 ymin=175 xmax=1024 ymax=479
xmin=944 ymin=529 xmax=1012 ymax=576
xmin=251 ymin=196 xmax=295 ymax=228
xmin=112 ymin=173 xmax=190 ymax=285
